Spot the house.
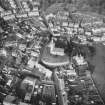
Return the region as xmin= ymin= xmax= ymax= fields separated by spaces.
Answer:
xmin=85 ymin=31 xmax=92 ymax=36
xmin=66 ymin=70 xmax=77 ymax=82
xmin=51 ymin=28 xmax=60 ymax=37
xmin=73 ymin=28 xmax=78 ymax=33
xmin=46 ymin=13 xmax=55 ymax=20
xmin=101 ymin=35 xmax=105 ymax=41
xmin=9 ymin=0 xmax=16 ymax=9
xmin=91 ymin=36 xmax=101 ymax=42
xmin=66 ymin=27 xmax=73 ymax=35
xmin=31 ymin=51 xmax=39 ymax=57
xmin=73 ymin=55 xmax=88 ymax=70
xmin=27 ymin=57 xmax=36 ymax=69
xmin=28 ymin=11 xmax=39 ymax=17
xmin=49 ymin=39 xmax=64 ymax=56
xmin=69 ymin=22 xmax=74 ymax=27
xmin=19 ymin=44 xmax=26 ymax=51
xmin=56 ymin=11 xmax=68 ymax=20
xmin=56 ymin=21 xmax=60 ymax=26
xmin=78 ymin=35 xmax=87 ymax=41
xmin=49 ymin=22 xmax=54 ymax=28
xmin=74 ymin=23 xmax=79 ymax=28
xmin=16 ymin=33 xmax=25 ymax=39
xmin=92 ymin=28 xmax=102 ymax=34
xmin=32 ymin=1 xmax=40 ymax=6
xmin=56 ymin=26 xmax=61 ymax=30
xmin=3 ymin=14 xmax=15 ymax=21
xmin=62 ymin=21 xmax=69 ymax=27
xmin=100 ymin=27 xmax=105 ymax=33
xmin=78 ymin=28 xmax=84 ymax=34
xmin=0 ymin=48 xmax=7 ymax=56
xmin=51 ymin=47 xmax=65 ymax=56
xmin=0 ymin=6 xmax=4 ymax=12
xmin=38 ymin=17 xmax=43 ymax=21
xmin=33 ymin=6 xmax=39 ymax=11
xmin=16 ymin=13 xmax=28 ymax=18
xmin=22 ymin=1 xmax=30 ymax=12
xmin=56 ymin=15 xmax=67 ymax=20
xmin=1 ymin=11 xmax=12 ymax=17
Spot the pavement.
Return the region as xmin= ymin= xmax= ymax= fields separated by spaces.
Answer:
xmin=86 ymin=43 xmax=105 ymax=103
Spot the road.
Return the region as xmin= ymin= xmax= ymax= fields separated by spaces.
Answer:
xmin=86 ymin=43 xmax=105 ymax=103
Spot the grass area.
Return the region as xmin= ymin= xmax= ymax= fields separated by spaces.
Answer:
xmin=86 ymin=43 xmax=105 ymax=102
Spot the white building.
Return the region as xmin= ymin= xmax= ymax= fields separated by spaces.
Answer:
xmin=0 ymin=11 xmax=12 ymax=17
xmin=0 ymin=48 xmax=7 ymax=57
xmin=85 ymin=31 xmax=92 ymax=37
xmin=78 ymin=28 xmax=84 ymax=34
xmin=27 ymin=57 xmax=37 ymax=69
xmin=92 ymin=28 xmax=103 ymax=34
xmin=101 ymin=35 xmax=105 ymax=41
xmin=3 ymin=14 xmax=15 ymax=21
xmin=9 ymin=0 xmax=16 ymax=9
xmin=0 ymin=6 xmax=4 ymax=12
xmin=69 ymin=22 xmax=74 ymax=27
xmin=28 ymin=11 xmax=39 ymax=17
xmin=74 ymin=23 xmax=79 ymax=28
xmin=49 ymin=22 xmax=54 ymax=28
xmin=78 ymin=35 xmax=87 ymax=41
xmin=73 ymin=55 xmax=87 ymax=66
xmin=62 ymin=21 xmax=69 ymax=27
xmin=33 ymin=6 xmax=39 ymax=11
xmin=49 ymin=39 xmax=65 ymax=56
xmin=22 ymin=1 xmax=30 ymax=12
xmin=91 ymin=36 xmax=101 ymax=42
xmin=16 ymin=13 xmax=28 ymax=18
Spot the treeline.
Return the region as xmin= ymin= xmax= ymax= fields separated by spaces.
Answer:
xmin=39 ymin=0 xmax=105 ymax=15
xmin=75 ymin=0 xmax=105 ymax=14
xmin=39 ymin=0 xmax=72 ymax=10
xmin=0 ymin=0 xmax=105 ymax=15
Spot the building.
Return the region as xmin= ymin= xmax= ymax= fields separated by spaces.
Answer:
xmin=0 ymin=11 xmax=12 ymax=17
xmin=53 ymin=71 xmax=68 ymax=105
xmin=8 ymin=0 xmax=17 ymax=9
xmin=40 ymin=39 xmax=69 ymax=67
xmin=42 ymin=83 xmax=56 ymax=104
xmin=73 ymin=55 xmax=88 ymax=70
xmin=0 ymin=6 xmax=4 ymax=12
xmin=21 ymin=1 xmax=30 ymax=12
xmin=16 ymin=13 xmax=28 ymax=18
xmin=91 ymin=36 xmax=101 ymax=42
xmin=51 ymin=28 xmax=60 ymax=37
xmin=46 ymin=13 xmax=55 ymax=20
xmin=62 ymin=21 xmax=69 ymax=27
xmin=49 ymin=39 xmax=64 ymax=56
xmin=3 ymin=14 xmax=15 ymax=21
